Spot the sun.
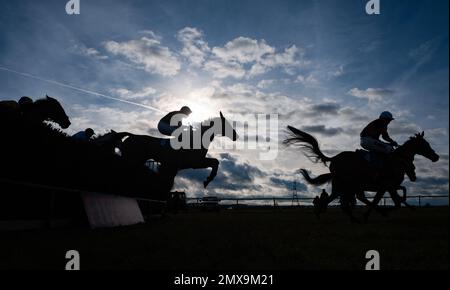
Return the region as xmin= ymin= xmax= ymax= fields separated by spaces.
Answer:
xmin=165 ymin=75 xmax=223 ymax=124
xmin=183 ymin=103 xmax=218 ymax=125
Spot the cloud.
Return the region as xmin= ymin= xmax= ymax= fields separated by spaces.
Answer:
xmin=68 ymin=104 xmax=158 ymax=136
xmin=212 ymin=37 xmax=275 ymax=64
xmin=409 ymin=40 xmax=435 ymax=61
xmin=389 ymin=121 xmax=421 ymax=136
xmin=347 ymin=87 xmax=395 ymax=102
xmin=301 ymin=125 xmax=344 ymax=136
xmin=295 ymin=74 xmax=319 ymax=86
xmin=71 ymin=43 xmax=108 ymax=60
xmin=104 ymin=34 xmax=181 ymax=76
xmin=204 ymin=36 xmax=301 ymax=79
xmin=330 ymin=65 xmax=344 ymax=77
xmin=259 ymin=45 xmax=300 ymax=68
xmin=338 ymin=107 xmax=372 ymax=122
xmin=257 ymin=79 xmax=275 ymax=89
xmin=203 ymin=58 xmax=246 ymax=79
xmin=176 ymin=27 xmax=210 ymax=67
xmin=257 ymin=45 xmax=301 ymax=76
xmin=308 ymin=103 xmax=341 ymax=115
xmin=270 ymin=177 xmax=307 ymax=192
xmin=111 ymin=86 xmax=157 ymax=100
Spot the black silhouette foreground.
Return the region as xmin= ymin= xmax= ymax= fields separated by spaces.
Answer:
xmin=0 ymin=95 xmax=71 ymax=129
xmin=284 ymin=126 xmax=439 ymax=222
xmin=121 ymin=112 xmax=238 ymax=188
xmin=0 ymin=97 xmax=173 ymax=209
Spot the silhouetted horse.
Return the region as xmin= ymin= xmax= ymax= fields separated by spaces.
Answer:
xmin=0 ymin=95 xmax=71 ymax=129
xmin=121 ymin=112 xmax=238 ymax=188
xmin=93 ymin=130 xmax=131 ymax=155
xmin=284 ymin=126 xmax=439 ymax=222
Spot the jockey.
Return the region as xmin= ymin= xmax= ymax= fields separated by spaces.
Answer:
xmin=360 ymin=111 xmax=415 ymax=182
xmin=18 ymin=96 xmax=34 ymax=116
xmin=157 ymin=106 xmax=192 ymax=137
xmin=360 ymin=111 xmax=398 ymax=154
xmin=72 ymin=128 xmax=95 ymax=141
xmin=18 ymin=96 xmax=33 ymax=107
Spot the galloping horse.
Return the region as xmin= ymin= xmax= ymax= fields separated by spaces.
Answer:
xmin=284 ymin=126 xmax=439 ymax=222
xmin=120 ymin=112 xmax=238 ymax=188
xmin=0 ymin=95 xmax=71 ymax=129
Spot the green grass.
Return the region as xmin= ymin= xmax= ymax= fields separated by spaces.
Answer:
xmin=0 ymin=207 xmax=448 ymax=270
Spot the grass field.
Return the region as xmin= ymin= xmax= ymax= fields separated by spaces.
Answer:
xmin=0 ymin=207 xmax=448 ymax=270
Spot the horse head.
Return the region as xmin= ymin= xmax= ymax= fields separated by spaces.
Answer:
xmin=41 ymin=95 xmax=71 ymax=129
xmin=404 ymin=131 xmax=439 ymax=162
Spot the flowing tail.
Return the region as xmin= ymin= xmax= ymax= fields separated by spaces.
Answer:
xmin=284 ymin=125 xmax=333 ymax=165
xmin=299 ymin=169 xmax=332 ymax=185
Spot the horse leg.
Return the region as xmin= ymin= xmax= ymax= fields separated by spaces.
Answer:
xmin=363 ymin=190 xmax=385 ymax=222
xmin=323 ymin=179 xmax=341 ymax=208
xmin=158 ymin=164 xmax=178 ymax=193
xmin=388 ymin=189 xmax=402 ymax=209
xmin=314 ymin=181 xmax=339 ymax=218
xmin=398 ymin=186 xmax=416 ymax=211
xmin=356 ymin=191 xmax=388 ymax=217
xmin=203 ymin=158 xmax=219 ymax=188
xmin=188 ymin=157 xmax=219 ymax=188
xmin=356 ymin=191 xmax=371 ymax=206
xmin=341 ymin=190 xmax=360 ymax=223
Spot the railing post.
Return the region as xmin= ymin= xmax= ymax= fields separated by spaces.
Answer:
xmin=418 ymin=195 xmax=421 ymax=207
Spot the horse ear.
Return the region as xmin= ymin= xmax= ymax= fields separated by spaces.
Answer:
xmin=111 ymin=130 xmax=116 ymax=133
xmin=421 ymin=131 xmax=425 ymax=137
xmin=220 ymin=111 xmax=224 ymax=119
xmin=46 ymin=95 xmax=50 ymax=99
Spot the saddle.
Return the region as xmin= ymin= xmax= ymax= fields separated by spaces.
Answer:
xmin=356 ymin=149 xmax=388 ymax=171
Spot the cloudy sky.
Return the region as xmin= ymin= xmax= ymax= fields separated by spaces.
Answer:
xmin=0 ymin=0 xmax=448 ymax=203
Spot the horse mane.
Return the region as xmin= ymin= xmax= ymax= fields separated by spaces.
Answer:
xmin=409 ymin=132 xmax=424 ymax=141
xmin=401 ymin=132 xmax=425 ymax=146
xmin=33 ymin=97 xmax=51 ymax=105
xmin=196 ymin=117 xmax=221 ymax=129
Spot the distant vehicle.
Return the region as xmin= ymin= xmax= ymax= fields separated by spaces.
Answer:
xmin=200 ymin=196 xmax=220 ymax=211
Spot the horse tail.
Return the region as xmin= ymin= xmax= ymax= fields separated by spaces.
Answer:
xmin=299 ymin=169 xmax=332 ymax=185
xmin=284 ymin=125 xmax=333 ymax=165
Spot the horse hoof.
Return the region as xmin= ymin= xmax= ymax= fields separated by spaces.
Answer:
xmin=203 ymin=181 xmax=209 ymax=188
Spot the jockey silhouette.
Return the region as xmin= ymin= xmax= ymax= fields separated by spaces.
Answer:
xmin=158 ymin=106 xmax=192 ymax=137
xmin=72 ymin=128 xmax=95 ymax=141
xmin=359 ymin=111 xmax=415 ymax=181
xmin=360 ymin=111 xmax=398 ymax=154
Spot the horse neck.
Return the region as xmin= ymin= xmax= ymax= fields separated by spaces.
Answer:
xmin=29 ymin=100 xmax=48 ymax=121
xmin=200 ymin=117 xmax=220 ymax=149
xmin=394 ymin=142 xmax=416 ymax=162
